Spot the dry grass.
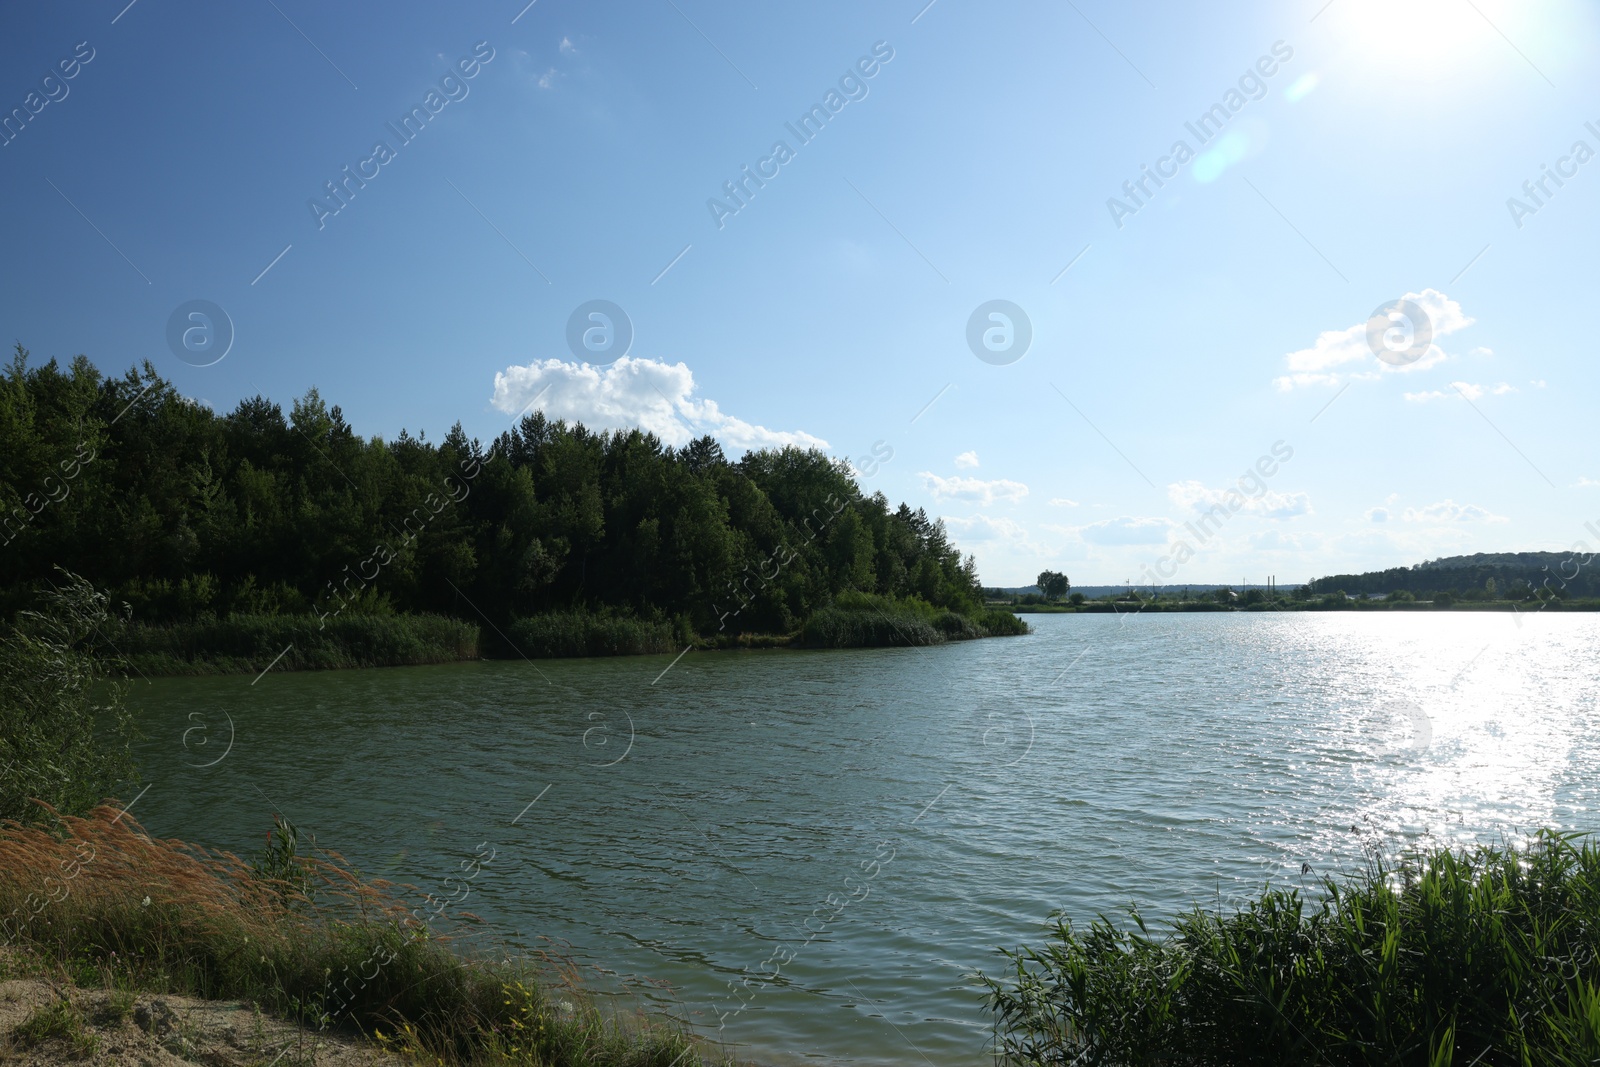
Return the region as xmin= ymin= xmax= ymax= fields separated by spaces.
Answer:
xmin=0 ymin=804 xmax=719 ymax=1067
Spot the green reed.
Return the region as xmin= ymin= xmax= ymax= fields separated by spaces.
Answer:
xmin=981 ymin=832 xmax=1600 ymax=1066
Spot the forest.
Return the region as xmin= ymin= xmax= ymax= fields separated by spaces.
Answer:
xmin=0 ymin=348 xmax=1022 ymax=670
xmin=1305 ymin=550 xmax=1600 ymax=601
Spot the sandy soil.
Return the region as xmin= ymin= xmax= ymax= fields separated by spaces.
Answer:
xmin=0 ymin=957 xmax=398 ymax=1067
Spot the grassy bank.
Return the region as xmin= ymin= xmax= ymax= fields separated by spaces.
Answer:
xmin=0 ymin=804 xmax=722 ymax=1067
xmin=112 ymin=612 xmax=481 ymax=676
xmin=104 ymin=596 xmax=1029 ymax=677
xmin=502 ymin=609 xmax=690 ymax=658
xmin=982 ymin=833 xmax=1600 ymax=1066
xmin=802 ymin=591 xmax=1028 ymax=648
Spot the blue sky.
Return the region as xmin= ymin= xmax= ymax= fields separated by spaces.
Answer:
xmin=3 ymin=0 xmax=1598 ymax=586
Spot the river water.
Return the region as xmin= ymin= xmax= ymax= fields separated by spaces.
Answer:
xmin=129 ymin=611 xmax=1600 ymax=1065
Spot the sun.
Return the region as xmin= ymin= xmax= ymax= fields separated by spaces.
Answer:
xmin=1321 ymin=0 xmax=1511 ymax=83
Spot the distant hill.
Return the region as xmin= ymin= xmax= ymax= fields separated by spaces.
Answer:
xmin=986 ymin=583 xmax=1295 ymax=599
xmin=1307 ymin=551 xmax=1596 ymax=598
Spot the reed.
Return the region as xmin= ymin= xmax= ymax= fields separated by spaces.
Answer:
xmin=502 ymin=609 xmax=688 ymax=658
xmin=980 ymin=832 xmax=1600 ymax=1066
xmin=802 ymin=592 xmax=1028 ymax=648
xmin=112 ymin=612 xmax=480 ymax=675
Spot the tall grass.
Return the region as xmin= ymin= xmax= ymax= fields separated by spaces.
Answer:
xmin=502 ymin=609 xmax=688 ymax=658
xmin=802 ymin=592 xmax=1028 ymax=648
xmin=0 ymin=804 xmax=717 ymax=1067
xmin=112 ymin=612 xmax=480 ymax=674
xmin=980 ymin=832 xmax=1600 ymax=1066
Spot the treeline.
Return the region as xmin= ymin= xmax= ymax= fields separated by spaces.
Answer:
xmin=1307 ymin=550 xmax=1599 ymax=601
xmin=0 ymin=349 xmax=1020 ymax=658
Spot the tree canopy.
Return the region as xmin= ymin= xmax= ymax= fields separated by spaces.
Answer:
xmin=1035 ymin=570 xmax=1070 ymax=601
xmin=0 ymin=349 xmax=989 ymax=637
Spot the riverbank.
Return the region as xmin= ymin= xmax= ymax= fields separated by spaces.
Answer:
xmin=0 ymin=954 xmax=396 ymax=1067
xmin=0 ymin=806 xmax=729 ymax=1067
xmin=107 ymin=597 xmax=1028 ymax=677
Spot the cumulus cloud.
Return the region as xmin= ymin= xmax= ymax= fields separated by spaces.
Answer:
xmin=559 ymin=36 xmax=576 ymax=53
xmin=1076 ymin=516 xmax=1174 ymax=546
xmin=1048 ymin=497 xmax=1079 ymax=507
xmin=537 ymin=67 xmax=558 ymax=89
xmin=1274 ymin=289 xmax=1473 ymax=391
xmin=1366 ymin=506 xmax=1389 ymax=522
xmin=942 ymin=514 xmax=1031 ymax=543
xmin=1404 ymin=381 xmax=1517 ymax=403
xmin=1401 ymin=499 xmax=1508 ymax=523
xmin=490 ymin=356 xmax=827 ymax=451
xmin=954 ymin=450 xmax=980 ymax=469
xmin=1574 ymin=477 xmax=1600 ymax=488
xmin=918 ymin=472 xmax=1028 ymax=505
xmin=1168 ymin=480 xmax=1312 ymax=519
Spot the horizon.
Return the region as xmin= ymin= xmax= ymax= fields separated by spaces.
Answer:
xmin=4 ymin=0 xmax=1598 ymax=586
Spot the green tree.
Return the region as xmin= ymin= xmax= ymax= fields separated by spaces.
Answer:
xmin=1036 ymin=570 xmax=1069 ymax=601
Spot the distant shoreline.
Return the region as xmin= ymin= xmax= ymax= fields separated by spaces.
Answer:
xmin=1004 ymin=599 xmax=1600 ymax=614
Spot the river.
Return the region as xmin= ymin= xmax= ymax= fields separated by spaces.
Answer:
xmin=129 ymin=611 xmax=1600 ymax=1065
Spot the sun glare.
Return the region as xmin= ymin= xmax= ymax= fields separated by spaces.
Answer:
xmin=1325 ymin=0 xmax=1507 ymax=83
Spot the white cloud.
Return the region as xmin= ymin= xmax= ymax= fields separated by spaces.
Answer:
xmin=537 ymin=67 xmax=558 ymax=89
xmin=1077 ymin=516 xmax=1174 ymax=546
xmin=954 ymin=450 xmax=980 ymax=469
xmin=490 ymin=356 xmax=827 ymax=452
xmin=1403 ymin=380 xmax=1516 ymax=403
xmin=942 ymin=514 xmax=1030 ymax=543
xmin=1401 ymin=499 xmax=1508 ymax=523
xmin=1274 ymin=288 xmax=1473 ymax=391
xmin=1531 ymin=379 xmax=1548 ymax=388
xmin=1048 ymin=497 xmax=1079 ymax=507
xmin=1366 ymin=506 xmax=1389 ymax=522
xmin=559 ymin=36 xmax=576 ymax=54
xmin=918 ymin=472 xmax=1028 ymax=505
xmin=1167 ymin=480 xmax=1312 ymax=519
xmin=1573 ymin=477 xmax=1600 ymax=488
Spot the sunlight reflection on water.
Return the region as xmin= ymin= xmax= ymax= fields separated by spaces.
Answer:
xmin=133 ymin=610 xmax=1600 ymax=1066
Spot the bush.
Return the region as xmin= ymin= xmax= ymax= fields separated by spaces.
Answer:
xmin=981 ymin=833 xmax=1600 ymax=1066
xmin=0 ymin=571 xmax=136 ymax=824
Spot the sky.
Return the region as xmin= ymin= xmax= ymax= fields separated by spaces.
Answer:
xmin=3 ymin=0 xmax=1598 ymax=587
